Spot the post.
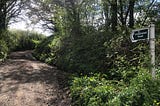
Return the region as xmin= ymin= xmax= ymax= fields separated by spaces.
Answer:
xmin=149 ymin=24 xmax=156 ymax=79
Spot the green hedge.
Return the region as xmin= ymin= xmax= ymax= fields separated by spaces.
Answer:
xmin=0 ymin=30 xmax=16 ymax=60
xmin=11 ymin=30 xmax=46 ymax=51
xmin=0 ymin=30 xmax=46 ymax=60
xmin=33 ymin=24 xmax=160 ymax=106
xmin=34 ymin=30 xmax=150 ymax=79
xmin=70 ymin=69 xmax=160 ymax=106
xmin=0 ymin=40 xmax=8 ymax=60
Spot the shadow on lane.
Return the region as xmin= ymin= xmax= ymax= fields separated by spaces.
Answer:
xmin=0 ymin=51 xmax=71 ymax=105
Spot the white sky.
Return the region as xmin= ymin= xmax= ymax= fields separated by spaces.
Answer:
xmin=9 ymin=21 xmax=51 ymax=36
xmin=9 ymin=9 xmax=52 ymax=36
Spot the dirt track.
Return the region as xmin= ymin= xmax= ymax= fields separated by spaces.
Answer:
xmin=0 ymin=51 xmax=71 ymax=106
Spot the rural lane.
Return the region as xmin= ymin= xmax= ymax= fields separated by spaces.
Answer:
xmin=0 ymin=51 xmax=71 ymax=106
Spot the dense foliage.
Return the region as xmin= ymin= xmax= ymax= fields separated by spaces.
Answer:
xmin=32 ymin=1 xmax=160 ymax=105
xmin=71 ymin=69 xmax=160 ymax=106
xmin=0 ymin=40 xmax=8 ymax=60
xmin=34 ymin=27 xmax=160 ymax=105
xmin=11 ymin=30 xmax=46 ymax=51
xmin=0 ymin=0 xmax=27 ymax=30
xmin=0 ymin=30 xmax=45 ymax=61
xmin=0 ymin=30 xmax=17 ymax=60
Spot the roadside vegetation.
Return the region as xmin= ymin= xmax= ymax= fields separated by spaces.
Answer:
xmin=32 ymin=1 xmax=160 ymax=105
xmin=34 ymin=25 xmax=160 ymax=106
xmin=0 ymin=30 xmax=45 ymax=61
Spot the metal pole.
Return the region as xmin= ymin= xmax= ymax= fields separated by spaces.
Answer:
xmin=150 ymin=24 xmax=156 ymax=79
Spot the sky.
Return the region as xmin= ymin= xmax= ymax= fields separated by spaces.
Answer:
xmin=9 ymin=10 xmax=52 ymax=36
xmin=9 ymin=20 xmax=52 ymax=36
xmin=9 ymin=21 xmax=51 ymax=36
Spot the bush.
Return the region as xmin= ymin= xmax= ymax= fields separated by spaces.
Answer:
xmin=0 ymin=29 xmax=45 ymax=60
xmin=0 ymin=30 xmax=15 ymax=60
xmin=56 ymin=31 xmax=109 ymax=74
xmin=12 ymin=30 xmax=46 ymax=51
xmin=0 ymin=40 xmax=8 ymax=60
xmin=34 ymin=35 xmax=61 ymax=64
xmin=35 ymin=30 xmax=111 ymax=74
xmin=116 ymin=69 xmax=160 ymax=106
xmin=70 ymin=74 xmax=120 ymax=106
xmin=70 ymin=69 xmax=160 ymax=106
xmin=0 ymin=30 xmax=20 ymax=51
xmin=35 ymin=30 xmax=150 ymax=80
xmin=156 ymin=67 xmax=160 ymax=78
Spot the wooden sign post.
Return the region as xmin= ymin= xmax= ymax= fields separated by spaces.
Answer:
xmin=150 ymin=24 xmax=155 ymax=79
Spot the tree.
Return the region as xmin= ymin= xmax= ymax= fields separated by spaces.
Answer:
xmin=128 ymin=0 xmax=136 ymax=28
xmin=25 ymin=0 xmax=160 ymax=35
xmin=24 ymin=0 xmax=65 ymax=33
xmin=111 ymin=0 xmax=118 ymax=31
xmin=135 ymin=0 xmax=158 ymax=26
xmin=0 ymin=0 xmax=27 ymax=30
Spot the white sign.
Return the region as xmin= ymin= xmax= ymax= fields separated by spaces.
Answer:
xmin=130 ymin=28 xmax=149 ymax=42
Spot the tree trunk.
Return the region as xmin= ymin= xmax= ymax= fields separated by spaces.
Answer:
xmin=119 ymin=0 xmax=125 ymax=26
xmin=128 ymin=0 xmax=135 ymax=28
xmin=67 ymin=1 xmax=81 ymax=37
xmin=102 ymin=0 xmax=111 ymax=29
xmin=111 ymin=0 xmax=117 ymax=32
xmin=0 ymin=1 xmax=7 ymax=30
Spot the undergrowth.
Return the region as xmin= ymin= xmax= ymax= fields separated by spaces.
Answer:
xmin=34 ymin=28 xmax=160 ymax=106
xmin=70 ymin=69 xmax=160 ymax=106
xmin=0 ymin=29 xmax=45 ymax=61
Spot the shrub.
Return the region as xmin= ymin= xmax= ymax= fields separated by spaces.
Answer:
xmin=0 ymin=29 xmax=45 ymax=60
xmin=34 ymin=35 xmax=61 ymax=64
xmin=13 ymin=30 xmax=46 ymax=51
xmin=70 ymin=69 xmax=160 ymax=106
xmin=56 ymin=31 xmax=109 ymax=74
xmin=156 ymin=67 xmax=160 ymax=78
xmin=35 ymin=31 xmax=111 ymax=74
xmin=35 ymin=30 xmax=150 ymax=80
xmin=115 ymin=69 xmax=160 ymax=106
xmin=70 ymin=74 xmax=124 ymax=106
xmin=0 ymin=40 xmax=8 ymax=60
xmin=0 ymin=30 xmax=20 ymax=51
